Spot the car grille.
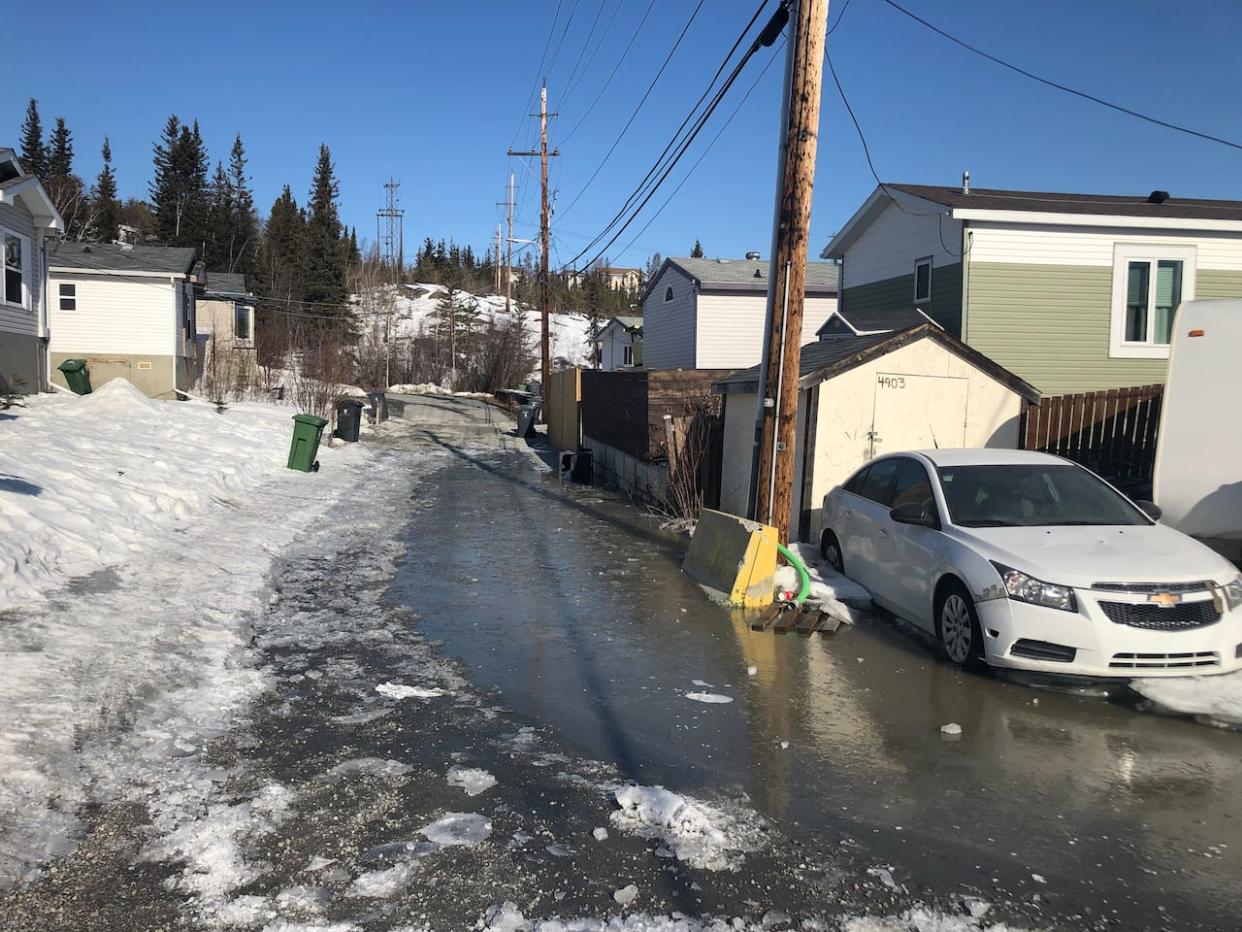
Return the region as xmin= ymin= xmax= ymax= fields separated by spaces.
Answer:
xmin=1092 ymin=581 xmax=1210 ymax=594
xmin=1110 ymin=651 xmax=1220 ymax=670
xmin=1097 ymin=600 xmax=1220 ymax=631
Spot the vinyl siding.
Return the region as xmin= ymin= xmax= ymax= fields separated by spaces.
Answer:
xmin=966 ymin=221 xmax=1242 ymax=269
xmin=839 ymin=263 xmax=963 ymax=336
xmin=0 ymin=199 xmax=40 ymax=338
xmin=964 ymin=262 xmax=1168 ymax=394
xmin=1197 ymin=269 xmax=1242 ymax=299
xmin=641 ymin=266 xmax=696 ymax=368
xmin=695 ymin=292 xmax=836 ymax=369
xmin=49 ymin=272 xmax=177 ymax=356
xmin=843 ymin=199 xmax=962 ymax=286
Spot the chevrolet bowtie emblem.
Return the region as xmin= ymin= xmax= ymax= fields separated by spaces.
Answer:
xmin=1148 ymin=592 xmax=1182 ymax=608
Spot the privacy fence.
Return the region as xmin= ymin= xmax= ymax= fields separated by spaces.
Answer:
xmin=1023 ymin=384 xmax=1164 ymax=489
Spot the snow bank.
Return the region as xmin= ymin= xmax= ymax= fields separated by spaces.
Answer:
xmin=773 ymin=542 xmax=873 ymax=625
xmin=1132 ymin=671 xmax=1242 ymax=730
xmin=388 ymin=382 xmax=493 ymax=400
xmin=609 ymin=785 xmax=765 ymax=871
xmin=0 ymin=380 xmax=346 ymax=610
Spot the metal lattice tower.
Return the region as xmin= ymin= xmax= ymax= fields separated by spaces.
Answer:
xmin=376 ymin=177 xmax=404 ymax=275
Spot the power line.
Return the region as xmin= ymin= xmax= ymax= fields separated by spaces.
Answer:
xmin=544 ymin=0 xmax=583 ymax=86
xmin=508 ymin=0 xmax=565 ymax=150
xmin=560 ymin=0 xmax=658 ymax=146
xmin=560 ymin=0 xmax=614 ymax=106
xmin=566 ymin=3 xmax=787 ymax=271
xmin=879 ymin=0 xmax=1242 ymax=152
xmin=555 ymin=0 xmax=709 ymax=224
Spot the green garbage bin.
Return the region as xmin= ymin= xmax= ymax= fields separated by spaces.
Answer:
xmin=57 ymin=358 xmax=92 ymax=395
xmin=287 ymin=413 xmax=330 ymax=472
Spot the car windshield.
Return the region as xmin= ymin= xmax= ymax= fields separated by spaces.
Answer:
xmin=936 ymin=463 xmax=1149 ymax=528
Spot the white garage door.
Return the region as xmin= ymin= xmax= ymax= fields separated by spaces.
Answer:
xmin=868 ymin=372 xmax=968 ymax=458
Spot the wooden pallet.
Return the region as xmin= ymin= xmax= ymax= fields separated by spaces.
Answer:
xmin=749 ymin=604 xmax=782 ymax=631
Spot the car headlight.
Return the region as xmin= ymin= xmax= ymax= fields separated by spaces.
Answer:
xmin=1222 ymin=574 xmax=1242 ymax=610
xmin=990 ymin=562 xmax=1078 ymax=613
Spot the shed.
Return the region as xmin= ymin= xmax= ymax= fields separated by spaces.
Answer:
xmin=714 ymin=323 xmax=1040 ymax=543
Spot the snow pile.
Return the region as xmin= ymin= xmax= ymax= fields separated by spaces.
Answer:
xmin=609 ymin=785 xmax=765 ymax=871
xmin=842 ymin=907 xmax=1025 ymax=931
xmin=447 ymin=765 xmax=497 ymax=796
xmin=388 ymin=382 xmax=493 ymax=400
xmin=1132 ymin=672 xmax=1242 ymax=730
xmin=774 ymin=542 xmax=873 ymax=624
xmin=0 ymin=380 xmax=346 ymax=610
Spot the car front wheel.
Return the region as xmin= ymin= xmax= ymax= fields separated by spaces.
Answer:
xmin=819 ymin=530 xmax=844 ymax=573
xmin=936 ymin=582 xmax=983 ymax=668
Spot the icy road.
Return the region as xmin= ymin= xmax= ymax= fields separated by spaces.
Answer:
xmin=2 ymin=393 xmax=1241 ymax=931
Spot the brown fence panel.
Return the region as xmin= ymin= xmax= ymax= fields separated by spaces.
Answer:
xmin=1023 ymin=384 xmax=1164 ymax=488
xmin=546 ymin=368 xmax=582 ymax=452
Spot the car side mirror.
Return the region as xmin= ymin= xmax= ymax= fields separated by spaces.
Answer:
xmin=890 ymin=501 xmax=939 ymax=529
xmin=1136 ymin=500 xmax=1162 ymax=521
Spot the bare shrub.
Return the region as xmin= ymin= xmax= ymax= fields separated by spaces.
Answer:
xmin=656 ymin=393 xmax=723 ymax=524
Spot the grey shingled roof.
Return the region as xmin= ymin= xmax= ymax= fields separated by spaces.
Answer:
xmin=717 ymin=333 xmax=890 ymax=391
xmin=889 ymin=184 xmax=1242 ymax=222
xmin=817 ymin=306 xmax=928 ymax=335
xmin=612 ymin=315 xmax=642 ymax=330
xmin=204 ymin=271 xmax=249 ymax=296
xmin=650 ymin=256 xmax=838 ymax=300
xmin=49 ymin=241 xmax=197 ymax=275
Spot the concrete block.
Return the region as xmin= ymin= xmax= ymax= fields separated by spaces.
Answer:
xmin=682 ymin=509 xmax=778 ymax=608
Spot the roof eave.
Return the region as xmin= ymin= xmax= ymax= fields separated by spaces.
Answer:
xmin=948 ymin=207 xmax=1242 ymax=232
xmin=0 ymin=176 xmax=65 ymax=231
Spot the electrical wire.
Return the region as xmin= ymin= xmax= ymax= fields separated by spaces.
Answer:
xmin=879 ymin=0 xmax=1242 ymax=152
xmin=554 ymin=0 xmax=709 ymax=224
xmin=507 ymin=0 xmax=564 ymax=150
xmin=560 ymin=0 xmax=614 ymax=106
xmin=543 ymin=0 xmax=583 ymax=87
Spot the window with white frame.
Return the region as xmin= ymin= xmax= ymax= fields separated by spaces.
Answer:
xmin=913 ymin=257 xmax=932 ymax=304
xmin=622 ymin=344 xmax=634 ymax=367
xmin=59 ymin=282 xmax=76 ymax=311
xmin=2 ymin=232 xmax=26 ymax=308
xmin=234 ymin=304 xmax=253 ymax=341
xmin=1110 ymin=243 xmax=1196 ymax=358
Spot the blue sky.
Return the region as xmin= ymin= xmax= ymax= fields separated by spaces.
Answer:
xmin=5 ymin=0 xmax=1242 ymax=272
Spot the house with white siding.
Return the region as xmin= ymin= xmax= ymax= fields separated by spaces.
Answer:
xmin=0 ymin=148 xmax=64 ymax=394
xmin=47 ymin=242 xmax=200 ymax=399
xmin=822 ymin=181 xmax=1242 ymax=395
xmin=639 ymin=256 xmax=839 ymax=370
xmin=593 ymin=315 xmax=642 ymax=370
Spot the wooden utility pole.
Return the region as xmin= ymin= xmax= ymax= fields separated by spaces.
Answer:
xmin=509 ymin=85 xmax=558 ymax=407
xmin=497 ymin=173 xmax=517 ymax=316
xmin=752 ymin=0 xmax=830 ymax=543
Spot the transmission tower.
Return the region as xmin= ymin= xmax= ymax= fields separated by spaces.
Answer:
xmin=376 ymin=177 xmax=404 ymax=277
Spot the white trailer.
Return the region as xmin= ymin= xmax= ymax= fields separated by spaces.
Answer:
xmin=1153 ymin=298 xmax=1242 ymax=558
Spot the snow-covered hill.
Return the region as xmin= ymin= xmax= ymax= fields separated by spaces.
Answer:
xmin=355 ymin=283 xmax=594 ymax=372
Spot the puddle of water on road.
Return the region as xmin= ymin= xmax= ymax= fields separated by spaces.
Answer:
xmin=390 ymin=443 xmax=1242 ymax=928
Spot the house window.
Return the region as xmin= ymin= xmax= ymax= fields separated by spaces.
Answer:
xmin=1110 ymin=244 xmax=1196 ymax=358
xmin=3 ymin=232 xmax=25 ymax=308
xmin=622 ymin=344 xmax=634 ymax=367
xmin=234 ymin=304 xmax=253 ymax=341
xmin=664 ymin=285 xmax=674 ymax=302
xmin=913 ymin=257 xmax=932 ymax=304
xmin=59 ymin=282 xmax=76 ymax=311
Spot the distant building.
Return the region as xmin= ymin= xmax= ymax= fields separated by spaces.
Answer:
xmin=47 ymin=242 xmax=199 ymax=399
xmin=0 ymin=147 xmax=63 ymax=393
xmin=640 ymin=256 xmax=839 ymax=370
xmin=593 ymin=316 xmax=642 ymax=370
xmin=565 ymin=266 xmax=643 ymax=292
xmin=196 ymin=271 xmax=257 ymax=391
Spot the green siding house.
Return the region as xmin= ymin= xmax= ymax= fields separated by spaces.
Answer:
xmin=821 ymin=182 xmax=1242 ymax=395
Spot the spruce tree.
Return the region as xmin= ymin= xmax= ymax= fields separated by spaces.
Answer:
xmin=303 ymin=144 xmax=348 ymax=314
xmin=91 ymin=136 xmax=121 ymax=244
xmin=48 ymin=118 xmax=73 ymax=178
xmin=149 ymin=115 xmax=210 ymax=248
xmin=227 ymin=135 xmax=259 ymax=277
xmin=177 ymin=120 xmax=211 ymax=251
xmin=261 ymin=185 xmax=308 ymax=301
xmin=690 ymin=239 xmax=704 ymax=258
xmin=204 ymin=161 xmax=233 ymax=270
xmin=19 ymin=99 xmax=48 ymax=180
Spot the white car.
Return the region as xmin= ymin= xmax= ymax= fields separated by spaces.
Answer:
xmin=819 ymin=449 xmax=1242 ymax=678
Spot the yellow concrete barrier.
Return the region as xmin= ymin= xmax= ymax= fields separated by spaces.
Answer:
xmin=683 ymin=509 xmax=778 ymax=608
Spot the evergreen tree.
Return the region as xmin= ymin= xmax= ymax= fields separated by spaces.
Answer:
xmin=91 ymin=136 xmax=122 ymax=244
xmin=204 ymin=161 xmax=234 ymax=269
xmin=260 ymin=185 xmax=308 ymax=301
xmin=48 ymin=118 xmax=73 ymax=178
xmin=690 ymin=239 xmax=704 ymax=258
xmin=149 ymin=115 xmax=210 ymax=248
xmin=19 ymin=99 xmax=48 ymax=180
xmin=227 ymin=134 xmax=259 ymax=277
xmin=149 ymin=115 xmax=182 ymax=241
xmin=303 ymin=144 xmax=349 ymax=314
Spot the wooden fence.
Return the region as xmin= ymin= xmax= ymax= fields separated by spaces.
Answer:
xmin=1023 ymin=384 xmax=1164 ymax=486
xmin=545 ymin=368 xmax=582 ymax=452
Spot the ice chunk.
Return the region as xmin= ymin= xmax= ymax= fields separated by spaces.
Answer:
xmin=940 ymin=722 xmax=963 ymax=736
xmin=1133 ymin=671 xmax=1242 ymax=730
xmin=325 ymin=758 xmax=413 ymax=779
xmin=347 ymin=861 xmax=419 ymax=898
xmin=419 ymin=812 xmax=492 ymax=846
xmin=447 ymin=766 xmax=497 ymax=796
xmin=686 ymin=692 xmax=733 ymax=704
xmin=610 ymin=785 xmax=765 ymax=871
xmin=592 ymin=827 xmax=609 ymax=841
xmin=376 ymin=681 xmax=447 ymax=699
xmin=613 ymin=884 xmax=639 ymax=906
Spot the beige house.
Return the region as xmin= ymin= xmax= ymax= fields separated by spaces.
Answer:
xmin=195 ymin=271 xmax=256 ymax=394
xmin=48 ymin=242 xmax=199 ymax=399
xmin=0 ymin=147 xmax=63 ymax=393
xmin=640 ymin=256 xmax=839 ymax=370
xmin=715 ymin=323 xmax=1039 ymax=543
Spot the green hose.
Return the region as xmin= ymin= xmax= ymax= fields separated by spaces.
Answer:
xmin=776 ymin=542 xmax=811 ymax=607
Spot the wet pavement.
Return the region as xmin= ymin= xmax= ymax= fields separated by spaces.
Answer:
xmin=2 ymin=394 xmax=1240 ymax=930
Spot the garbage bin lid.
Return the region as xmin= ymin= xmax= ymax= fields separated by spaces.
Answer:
xmin=57 ymin=358 xmax=87 ymax=372
xmin=292 ymin=413 xmax=330 ymax=427
xmin=336 ymin=396 xmax=366 ymax=407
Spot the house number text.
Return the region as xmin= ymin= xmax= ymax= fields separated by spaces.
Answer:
xmin=877 ymin=375 xmax=906 ymax=389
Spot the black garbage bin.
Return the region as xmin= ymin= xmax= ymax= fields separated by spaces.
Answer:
xmin=515 ymin=403 xmax=539 ymax=439
xmin=334 ymin=398 xmax=366 ymax=442
xmin=366 ymin=390 xmax=388 ymax=423
xmin=570 ymin=449 xmax=593 ymax=483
